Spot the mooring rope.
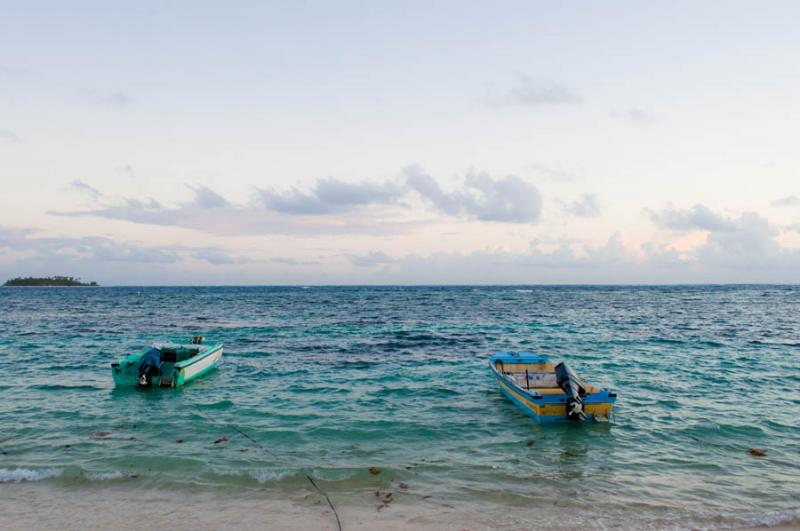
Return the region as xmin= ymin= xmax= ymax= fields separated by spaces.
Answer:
xmin=305 ymin=474 xmax=343 ymax=531
xmin=193 ymin=405 xmax=343 ymax=531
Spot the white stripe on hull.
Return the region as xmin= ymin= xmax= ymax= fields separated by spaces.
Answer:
xmin=183 ymin=348 xmax=223 ymax=381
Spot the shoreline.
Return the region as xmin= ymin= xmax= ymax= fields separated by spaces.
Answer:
xmin=2 ymin=482 xmax=798 ymax=530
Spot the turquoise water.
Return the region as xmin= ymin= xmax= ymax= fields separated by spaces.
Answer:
xmin=1 ymin=286 xmax=799 ymax=528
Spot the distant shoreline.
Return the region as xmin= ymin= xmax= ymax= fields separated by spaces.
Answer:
xmin=2 ymin=285 xmax=100 ymax=287
xmin=3 ymin=276 xmax=99 ymax=287
xmin=3 ymin=283 xmax=797 ymax=288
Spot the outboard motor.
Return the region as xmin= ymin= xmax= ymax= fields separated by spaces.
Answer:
xmin=137 ymin=348 xmax=162 ymax=387
xmin=555 ymin=362 xmax=587 ymax=421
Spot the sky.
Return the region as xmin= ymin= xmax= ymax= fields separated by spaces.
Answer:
xmin=1 ymin=1 xmax=799 ymax=285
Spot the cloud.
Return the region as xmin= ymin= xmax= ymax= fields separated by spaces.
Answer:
xmin=351 ymin=204 xmax=798 ymax=283
xmin=346 ymin=250 xmax=395 ymax=268
xmin=192 ymin=248 xmax=254 ymax=265
xmin=562 ymin=194 xmax=601 ymax=218
xmin=404 ymin=166 xmax=543 ymax=223
xmin=52 ymin=187 xmax=202 ymax=227
xmin=106 ymin=91 xmax=132 ymax=107
xmin=0 ymin=226 xmax=256 ymax=274
xmin=189 ymin=185 xmax=229 ymax=208
xmin=0 ymin=226 xmax=38 ymax=244
xmin=693 ymin=213 xmax=782 ymax=270
xmin=68 ymin=180 xmax=103 ymax=200
xmin=258 ymin=177 xmax=402 ymax=215
xmin=612 ymin=107 xmax=657 ymax=126
xmin=771 ymin=195 xmax=800 ymax=207
xmin=50 ymin=190 xmax=416 ymax=237
xmin=257 ymin=188 xmax=331 ymax=215
xmin=341 ymin=212 xmax=800 ymax=284
xmin=86 ymin=239 xmax=178 ymax=263
xmin=53 ymin=197 xmax=165 ymax=226
xmin=642 ymin=205 xmax=800 ymax=277
xmin=646 ymin=204 xmax=738 ymax=232
xmin=117 ymin=164 xmax=136 ymax=180
xmin=403 ymin=167 xmax=459 ymax=216
xmin=0 ymin=64 xmax=35 ymax=79
xmin=341 ymin=234 xmax=661 ymax=284
xmin=0 ymin=225 xmax=179 ymax=264
xmin=0 ymin=129 xmax=20 ymax=143
xmin=489 ymin=73 xmax=581 ymax=107
xmin=0 ymin=212 xmax=209 ymax=280
xmin=271 ymin=257 xmax=322 ymax=266
xmin=7 ymin=200 xmax=800 ymax=285
xmin=53 ymin=167 xmax=544 ymax=235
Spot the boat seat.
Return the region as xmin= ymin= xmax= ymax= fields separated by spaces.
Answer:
xmin=507 ymin=372 xmax=558 ymax=388
xmin=529 ymin=372 xmax=558 ymax=387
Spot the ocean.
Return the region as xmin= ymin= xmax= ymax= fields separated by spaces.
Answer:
xmin=1 ymin=285 xmax=799 ymax=530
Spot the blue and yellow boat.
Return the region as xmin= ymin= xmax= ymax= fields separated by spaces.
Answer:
xmin=111 ymin=337 xmax=223 ymax=388
xmin=490 ymin=352 xmax=616 ymax=422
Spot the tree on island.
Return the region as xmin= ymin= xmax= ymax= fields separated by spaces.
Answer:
xmin=3 ymin=276 xmax=99 ymax=287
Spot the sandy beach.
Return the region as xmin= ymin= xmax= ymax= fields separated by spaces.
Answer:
xmin=3 ymin=482 xmax=799 ymax=531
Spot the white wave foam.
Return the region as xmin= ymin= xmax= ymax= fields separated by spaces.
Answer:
xmin=639 ymin=508 xmax=800 ymax=530
xmin=732 ymin=508 xmax=800 ymax=528
xmin=86 ymin=471 xmax=127 ymax=480
xmin=249 ymin=469 xmax=292 ymax=484
xmin=0 ymin=467 xmax=63 ymax=483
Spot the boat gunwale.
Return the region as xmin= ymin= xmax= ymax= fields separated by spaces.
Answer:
xmin=173 ymin=343 xmax=224 ymax=370
xmin=488 ymin=352 xmax=616 ymax=404
xmin=488 ymin=351 xmax=552 ymax=400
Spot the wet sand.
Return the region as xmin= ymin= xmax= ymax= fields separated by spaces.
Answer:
xmin=2 ymin=483 xmax=488 ymax=531
xmin=2 ymin=482 xmax=798 ymax=530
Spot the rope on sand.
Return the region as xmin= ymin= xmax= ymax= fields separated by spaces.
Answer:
xmin=305 ymin=474 xmax=343 ymax=531
xmin=193 ymin=405 xmax=343 ymax=531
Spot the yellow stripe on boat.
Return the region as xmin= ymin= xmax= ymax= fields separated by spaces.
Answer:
xmin=491 ymin=351 xmax=617 ymax=422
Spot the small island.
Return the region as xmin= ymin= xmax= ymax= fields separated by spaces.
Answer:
xmin=3 ymin=276 xmax=99 ymax=287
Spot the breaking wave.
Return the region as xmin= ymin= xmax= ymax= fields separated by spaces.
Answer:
xmin=0 ymin=468 xmax=63 ymax=483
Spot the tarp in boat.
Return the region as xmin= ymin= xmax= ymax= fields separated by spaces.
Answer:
xmin=138 ymin=348 xmax=162 ymax=380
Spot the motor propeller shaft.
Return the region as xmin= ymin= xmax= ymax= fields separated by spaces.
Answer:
xmin=555 ymin=362 xmax=588 ymax=421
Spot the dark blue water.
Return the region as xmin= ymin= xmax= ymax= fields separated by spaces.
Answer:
xmin=1 ymin=286 xmax=799 ymax=528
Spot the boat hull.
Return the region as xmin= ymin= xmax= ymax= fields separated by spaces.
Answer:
xmin=111 ymin=343 xmax=223 ymax=388
xmin=174 ymin=345 xmax=223 ymax=386
xmin=490 ymin=352 xmax=616 ymax=423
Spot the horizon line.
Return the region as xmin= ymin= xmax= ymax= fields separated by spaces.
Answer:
xmin=3 ymin=283 xmax=799 ymax=288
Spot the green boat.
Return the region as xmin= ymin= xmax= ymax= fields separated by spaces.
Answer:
xmin=111 ymin=337 xmax=224 ymax=388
